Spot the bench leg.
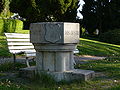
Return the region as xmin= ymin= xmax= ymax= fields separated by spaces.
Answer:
xmin=13 ymin=54 xmax=16 ymax=63
xmin=26 ymin=57 xmax=30 ymax=67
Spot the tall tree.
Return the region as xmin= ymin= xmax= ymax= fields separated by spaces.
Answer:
xmin=81 ymin=0 xmax=97 ymax=34
xmin=0 ymin=0 xmax=11 ymax=17
xmin=81 ymin=0 xmax=120 ymax=34
xmin=10 ymin=0 xmax=79 ymax=28
xmin=0 ymin=0 xmax=4 ymax=13
xmin=110 ymin=0 xmax=120 ymax=29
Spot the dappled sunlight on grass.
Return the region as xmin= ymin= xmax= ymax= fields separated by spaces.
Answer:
xmin=78 ymin=38 xmax=120 ymax=56
xmin=80 ymin=38 xmax=120 ymax=47
xmin=0 ymin=36 xmax=120 ymax=89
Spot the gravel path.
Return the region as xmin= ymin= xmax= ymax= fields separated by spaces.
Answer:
xmin=74 ymin=55 xmax=106 ymax=61
xmin=74 ymin=55 xmax=106 ymax=64
xmin=0 ymin=55 xmax=106 ymax=64
xmin=0 ymin=57 xmax=27 ymax=64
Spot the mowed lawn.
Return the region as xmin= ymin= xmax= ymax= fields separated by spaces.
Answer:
xmin=78 ymin=38 xmax=120 ymax=57
xmin=0 ymin=33 xmax=120 ymax=89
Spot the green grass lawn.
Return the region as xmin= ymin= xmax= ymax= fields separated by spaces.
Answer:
xmin=0 ymin=58 xmax=120 ymax=90
xmin=0 ymin=32 xmax=120 ymax=89
xmin=78 ymin=38 xmax=120 ymax=56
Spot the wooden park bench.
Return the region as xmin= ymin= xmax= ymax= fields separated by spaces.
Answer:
xmin=5 ymin=33 xmax=79 ymax=67
xmin=5 ymin=33 xmax=36 ymax=67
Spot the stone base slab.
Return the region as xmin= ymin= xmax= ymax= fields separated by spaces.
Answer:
xmin=19 ymin=66 xmax=36 ymax=79
xmin=19 ymin=66 xmax=95 ymax=82
xmin=45 ymin=69 xmax=95 ymax=82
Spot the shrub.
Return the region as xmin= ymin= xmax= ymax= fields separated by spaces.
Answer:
xmin=99 ymin=29 xmax=120 ymax=45
xmin=0 ymin=19 xmax=4 ymax=34
xmin=15 ymin=19 xmax=23 ymax=32
xmin=0 ymin=19 xmax=23 ymax=35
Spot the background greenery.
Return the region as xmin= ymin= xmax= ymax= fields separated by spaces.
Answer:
xmin=10 ymin=0 xmax=78 ymax=28
xmin=0 ymin=0 xmax=12 ymax=18
xmin=99 ymin=29 xmax=120 ymax=45
xmin=0 ymin=19 xmax=23 ymax=35
xmin=0 ymin=0 xmax=120 ymax=89
xmin=80 ymin=0 xmax=120 ymax=34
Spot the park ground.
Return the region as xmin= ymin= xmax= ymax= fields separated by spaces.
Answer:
xmin=0 ymin=30 xmax=120 ymax=89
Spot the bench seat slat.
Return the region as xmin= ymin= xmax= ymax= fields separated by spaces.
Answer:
xmin=9 ymin=49 xmax=36 ymax=54
xmin=5 ymin=33 xmax=36 ymax=67
xmin=5 ymin=35 xmax=29 ymax=38
xmin=7 ymin=39 xmax=30 ymax=41
xmin=73 ymin=49 xmax=79 ymax=53
xmin=8 ymin=43 xmax=33 ymax=45
xmin=5 ymin=33 xmax=29 ymax=37
xmin=25 ymin=53 xmax=36 ymax=57
xmin=8 ymin=46 xmax=35 ymax=50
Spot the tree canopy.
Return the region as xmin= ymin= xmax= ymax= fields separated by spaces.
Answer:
xmin=0 ymin=0 xmax=4 ymax=13
xmin=80 ymin=0 xmax=120 ymax=34
xmin=10 ymin=0 xmax=79 ymax=28
xmin=0 ymin=0 xmax=11 ymax=17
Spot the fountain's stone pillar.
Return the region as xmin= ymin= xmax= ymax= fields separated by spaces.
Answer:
xmin=30 ymin=22 xmax=94 ymax=81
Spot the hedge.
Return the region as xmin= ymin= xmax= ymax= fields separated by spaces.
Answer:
xmin=0 ymin=19 xmax=23 ymax=35
xmin=99 ymin=29 xmax=120 ymax=45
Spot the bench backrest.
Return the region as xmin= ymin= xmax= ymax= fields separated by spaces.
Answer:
xmin=5 ymin=33 xmax=36 ymax=57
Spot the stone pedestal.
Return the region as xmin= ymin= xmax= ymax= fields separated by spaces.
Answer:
xmin=30 ymin=22 xmax=94 ymax=81
xmin=34 ymin=44 xmax=75 ymax=72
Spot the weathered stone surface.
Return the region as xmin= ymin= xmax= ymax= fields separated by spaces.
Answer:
xmin=19 ymin=67 xmax=95 ymax=82
xmin=33 ymin=44 xmax=76 ymax=51
xmin=35 ymin=50 xmax=74 ymax=72
xmin=38 ymin=69 xmax=95 ymax=82
xmin=28 ymin=22 xmax=95 ymax=82
xmin=19 ymin=66 xmax=36 ymax=79
xmin=30 ymin=22 xmax=79 ymax=44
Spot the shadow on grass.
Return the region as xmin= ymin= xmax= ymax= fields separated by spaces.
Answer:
xmin=78 ymin=38 xmax=120 ymax=56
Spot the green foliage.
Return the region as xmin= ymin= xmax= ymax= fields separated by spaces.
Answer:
xmin=14 ymin=20 xmax=23 ymax=32
xmin=0 ymin=0 xmax=4 ymax=13
xmin=109 ymin=85 xmax=120 ymax=90
xmin=80 ymin=27 xmax=86 ymax=37
xmin=99 ymin=29 xmax=120 ymax=45
xmin=0 ymin=19 xmax=4 ymax=34
xmin=0 ymin=0 xmax=11 ymax=18
xmin=10 ymin=0 xmax=78 ymax=28
xmin=15 ymin=29 xmax=29 ymax=34
xmin=0 ymin=35 xmax=11 ymax=57
xmin=81 ymin=0 xmax=120 ymax=34
xmin=0 ymin=19 xmax=23 ymax=35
